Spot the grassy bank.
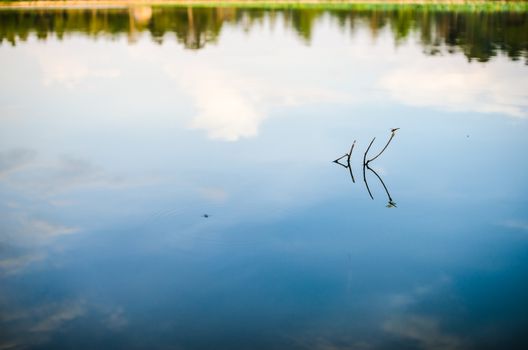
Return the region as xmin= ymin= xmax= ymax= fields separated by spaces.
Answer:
xmin=1 ymin=0 xmax=527 ymax=12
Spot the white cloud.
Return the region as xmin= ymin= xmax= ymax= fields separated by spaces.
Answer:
xmin=25 ymin=220 xmax=79 ymax=238
xmin=503 ymin=220 xmax=528 ymax=231
xmin=0 ymin=105 xmax=23 ymax=120
xmin=198 ymin=187 xmax=228 ymax=202
xmin=33 ymin=45 xmax=120 ymax=88
xmin=381 ymin=276 xmax=462 ymax=350
xmin=380 ymin=58 xmax=528 ymax=118
xmin=0 ymin=252 xmax=46 ymax=276
xmin=102 ymin=307 xmax=128 ymax=330
xmin=0 ymin=217 xmax=78 ymax=275
xmin=0 ymin=299 xmax=86 ymax=349
xmin=173 ymin=65 xmax=263 ymax=141
xmin=0 ymin=151 xmax=143 ymax=275
xmin=386 ymin=275 xmax=451 ymax=308
xmin=2 ymin=154 xmax=126 ymax=196
xmin=0 ymin=300 xmax=130 ymax=348
xmin=0 ymin=149 xmax=37 ymax=179
xmin=165 ymin=62 xmax=352 ymax=142
xmin=42 ymin=60 xmax=119 ymax=88
xmin=0 ymin=215 xmax=80 ymax=247
xmin=384 ymin=315 xmax=465 ymax=350
xmin=0 ymin=341 xmax=19 ymax=350
xmin=30 ymin=301 xmax=85 ymax=332
xmin=292 ymin=336 xmax=374 ymax=350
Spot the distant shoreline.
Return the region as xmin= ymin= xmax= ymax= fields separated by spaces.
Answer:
xmin=1 ymin=0 xmax=528 ymax=11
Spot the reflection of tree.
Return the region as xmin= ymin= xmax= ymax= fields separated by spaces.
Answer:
xmin=411 ymin=11 xmax=528 ymax=63
xmin=284 ymin=9 xmax=319 ymax=42
xmin=1 ymin=6 xmax=527 ymax=62
xmin=148 ymin=7 xmax=225 ymax=49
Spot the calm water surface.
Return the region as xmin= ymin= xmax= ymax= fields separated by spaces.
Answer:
xmin=1 ymin=5 xmax=528 ymax=350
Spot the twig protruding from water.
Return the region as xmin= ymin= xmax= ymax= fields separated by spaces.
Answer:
xmin=363 ymin=137 xmax=376 ymax=166
xmin=347 ymin=140 xmax=356 ymax=163
xmin=366 ymin=128 xmax=399 ymax=165
xmin=333 ymin=141 xmax=356 ymax=183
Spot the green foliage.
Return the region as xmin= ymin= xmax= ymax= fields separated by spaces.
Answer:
xmin=0 ymin=4 xmax=527 ymax=62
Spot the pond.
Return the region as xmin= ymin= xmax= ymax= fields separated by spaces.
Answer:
xmin=1 ymin=3 xmax=527 ymax=349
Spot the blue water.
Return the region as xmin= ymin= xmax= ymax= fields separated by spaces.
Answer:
xmin=1 ymin=6 xmax=527 ymax=350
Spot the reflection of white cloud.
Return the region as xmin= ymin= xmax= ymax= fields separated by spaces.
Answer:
xmin=503 ymin=220 xmax=528 ymax=231
xmin=1 ymin=215 xmax=80 ymax=248
xmin=0 ymin=300 xmax=86 ymax=348
xmin=102 ymin=307 xmax=128 ymax=330
xmin=24 ymin=220 xmax=79 ymax=239
xmin=36 ymin=156 xmax=122 ymax=194
xmin=30 ymin=301 xmax=85 ymax=332
xmin=48 ymin=199 xmax=76 ymax=207
xmin=42 ymin=60 xmax=119 ymax=88
xmin=34 ymin=46 xmax=120 ymax=88
xmin=292 ymin=336 xmax=373 ymax=350
xmin=0 ymin=151 xmax=133 ymax=275
xmin=0 ymin=300 xmax=127 ymax=348
xmin=381 ymin=59 xmax=528 ymax=118
xmin=198 ymin=187 xmax=228 ymax=202
xmin=0 ymin=341 xmax=18 ymax=350
xmin=0 ymin=252 xmax=46 ymax=276
xmin=382 ymin=276 xmax=462 ymax=349
xmin=0 ymin=105 xmax=23 ymax=120
xmin=165 ymin=62 xmax=352 ymax=141
xmin=387 ymin=275 xmax=451 ymax=308
xmin=2 ymin=154 xmax=126 ymax=196
xmin=0 ymin=149 xmax=37 ymax=179
xmin=384 ymin=315 xmax=465 ymax=350
xmin=166 ymin=64 xmax=263 ymax=141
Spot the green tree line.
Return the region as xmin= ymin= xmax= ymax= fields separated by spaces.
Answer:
xmin=0 ymin=6 xmax=527 ymax=62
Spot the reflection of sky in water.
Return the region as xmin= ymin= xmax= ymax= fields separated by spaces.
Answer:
xmin=1 ymin=12 xmax=528 ymax=350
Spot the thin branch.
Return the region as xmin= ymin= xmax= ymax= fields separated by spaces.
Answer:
xmin=362 ymin=130 xmax=399 ymax=204
xmin=366 ymin=164 xmax=393 ymax=202
xmin=366 ymin=130 xmax=397 ymax=164
xmin=347 ymin=140 xmax=356 ymax=163
xmin=362 ymin=162 xmax=374 ymax=200
xmin=363 ymin=137 xmax=376 ymax=166
xmin=333 ymin=154 xmax=349 ymax=167
xmin=362 ymin=137 xmax=376 ymax=199
xmin=347 ymin=162 xmax=355 ymax=183
xmin=333 ymin=154 xmax=348 ymax=163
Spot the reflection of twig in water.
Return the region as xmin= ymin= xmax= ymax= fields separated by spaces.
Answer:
xmin=333 ymin=153 xmax=348 ymax=166
xmin=333 ymin=140 xmax=356 ymax=165
xmin=362 ymin=138 xmax=376 ymax=199
xmin=333 ymin=140 xmax=356 ymax=183
xmin=346 ymin=163 xmax=355 ymax=183
xmin=362 ymin=129 xmax=398 ymax=206
xmin=366 ymin=164 xmax=396 ymax=207
xmin=334 ymin=130 xmax=398 ymax=207
xmin=362 ymin=164 xmax=373 ymax=200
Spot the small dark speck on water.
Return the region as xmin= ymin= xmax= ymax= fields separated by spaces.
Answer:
xmin=467 ymin=134 xmax=470 ymax=138
xmin=203 ymin=214 xmax=209 ymax=218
